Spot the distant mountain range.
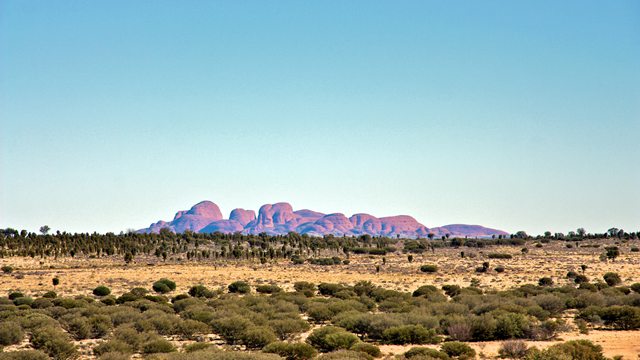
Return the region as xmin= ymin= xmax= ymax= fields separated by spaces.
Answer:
xmin=138 ymin=200 xmax=508 ymax=238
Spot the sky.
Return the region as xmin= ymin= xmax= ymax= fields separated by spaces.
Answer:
xmin=1 ymin=1 xmax=639 ymax=236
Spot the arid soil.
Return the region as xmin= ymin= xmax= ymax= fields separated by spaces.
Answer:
xmin=1 ymin=241 xmax=638 ymax=358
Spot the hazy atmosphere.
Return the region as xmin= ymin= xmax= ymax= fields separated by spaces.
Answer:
xmin=1 ymin=1 xmax=639 ymax=235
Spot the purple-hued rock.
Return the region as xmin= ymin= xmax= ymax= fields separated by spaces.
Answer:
xmin=200 ymin=220 xmax=244 ymax=234
xmin=429 ymin=224 xmax=508 ymax=237
xmin=229 ymin=208 xmax=256 ymax=226
xmin=138 ymin=200 xmax=508 ymax=238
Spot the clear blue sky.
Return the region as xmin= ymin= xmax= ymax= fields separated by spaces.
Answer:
xmin=1 ymin=1 xmax=638 ymax=235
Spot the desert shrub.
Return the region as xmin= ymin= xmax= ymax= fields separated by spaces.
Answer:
xmin=498 ymin=340 xmax=529 ymax=359
xmin=291 ymin=256 xmax=306 ymax=265
xmin=542 ymin=340 xmax=605 ymax=360
xmin=11 ymin=296 xmax=31 ymax=306
xmin=93 ymin=286 xmax=111 ymax=297
xmin=93 ymin=340 xmax=133 ymax=356
xmin=269 ymin=318 xmax=311 ymax=340
xmin=412 ymin=285 xmax=439 ymax=297
xmin=495 ymin=313 xmax=531 ymax=339
xmin=256 ymin=284 xmax=283 ymax=294
xmin=597 ymin=305 xmax=640 ymax=329
xmin=307 ymin=326 xmax=359 ymax=352
xmin=309 ymin=257 xmax=342 ymax=266
xmin=420 ymin=264 xmax=438 ymax=273
xmin=153 ymin=278 xmax=177 ymax=294
xmin=143 ymin=338 xmax=175 ymax=353
xmin=263 ymin=341 xmax=318 ymax=360
xmin=188 ymin=285 xmax=215 ymax=298
xmin=30 ymin=326 xmax=77 ymax=360
xmin=488 ymin=253 xmax=513 ymax=259
xmin=0 ymin=321 xmax=24 ymax=345
xmin=442 ymin=285 xmax=461 ymax=297
xmin=31 ymin=297 xmax=53 ymax=309
xmin=495 ymin=266 xmax=505 ymax=273
xmin=404 ymin=347 xmax=450 ymax=359
xmin=306 ymin=303 xmax=335 ymax=323
xmin=175 ymin=319 xmax=210 ymax=339
xmin=294 ymin=281 xmax=317 ymax=294
xmin=603 ymin=272 xmax=622 ymax=286
xmin=8 ymin=292 xmax=24 ymax=300
xmin=382 ymin=325 xmax=441 ymax=345
xmin=101 ymin=296 xmax=116 ymax=305
xmin=1 ymin=265 xmax=13 ymax=274
xmin=574 ymin=275 xmax=589 ymax=284
xmin=0 ymin=350 xmax=49 ymax=360
xmin=538 ymin=277 xmax=553 ymax=287
xmin=172 ymin=294 xmax=190 ymax=303
xmin=533 ymin=294 xmax=565 ymax=315
xmin=350 ymin=342 xmax=381 ymax=357
xmin=318 ymin=283 xmax=346 ymax=296
xmin=440 ymin=342 xmax=476 ymax=359
xmin=182 ymin=343 xmax=212 ymax=353
xmin=116 ymin=292 xmax=140 ymax=304
xmin=66 ymin=317 xmax=91 ymax=340
xmin=316 ymin=350 xmax=372 ymax=360
xmin=211 ymin=315 xmax=253 ymax=344
xmin=111 ymin=325 xmax=145 ymax=350
xmin=228 ymin=281 xmax=251 ymax=294
xmin=240 ymin=326 xmax=277 ymax=349
xmin=42 ymin=291 xmax=57 ymax=298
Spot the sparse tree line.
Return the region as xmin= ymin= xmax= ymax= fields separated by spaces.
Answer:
xmin=0 ymin=228 xmax=637 ymax=265
xmin=0 ymin=274 xmax=636 ymax=359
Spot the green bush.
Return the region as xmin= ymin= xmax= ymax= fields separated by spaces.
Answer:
xmin=318 ymin=283 xmax=345 ymax=296
xmin=8 ymin=292 xmax=24 ymax=300
xmin=228 ymin=281 xmax=251 ymax=294
xmin=93 ymin=286 xmax=111 ymax=297
xmin=307 ymin=326 xmax=359 ymax=352
xmin=538 ymin=277 xmax=553 ymax=287
xmin=269 ymin=318 xmax=311 ymax=340
xmin=263 ymin=341 xmax=318 ymax=360
xmin=188 ymin=285 xmax=215 ymax=298
xmin=256 ymin=284 xmax=283 ymax=294
xmin=175 ymin=319 xmax=210 ymax=339
xmin=0 ymin=321 xmax=24 ymax=346
xmin=382 ymin=325 xmax=441 ymax=345
xmin=440 ymin=341 xmax=476 ymax=359
xmin=30 ymin=326 xmax=77 ymax=360
xmin=420 ymin=264 xmax=438 ymax=273
xmin=42 ymin=291 xmax=57 ymax=298
xmin=240 ymin=326 xmax=277 ymax=349
xmin=540 ymin=340 xmax=605 ymax=360
xmin=350 ymin=342 xmax=381 ymax=357
xmin=404 ymin=347 xmax=450 ymax=359
xmin=1 ymin=265 xmax=13 ymax=274
xmin=442 ymin=285 xmax=461 ymax=297
xmin=603 ymin=272 xmax=622 ymax=286
xmin=211 ymin=315 xmax=253 ymax=344
xmin=93 ymin=340 xmax=133 ymax=356
xmin=294 ymin=281 xmax=317 ymax=293
xmin=153 ymin=278 xmax=177 ymax=294
xmin=142 ymin=338 xmax=176 ymax=354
